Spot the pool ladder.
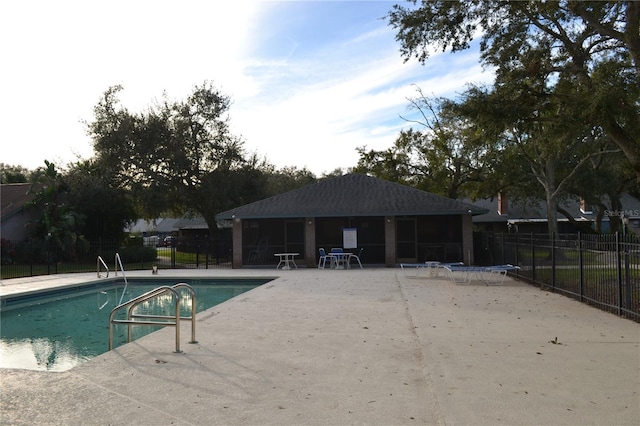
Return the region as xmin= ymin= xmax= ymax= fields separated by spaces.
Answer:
xmin=97 ymin=256 xmax=109 ymax=278
xmin=108 ymin=283 xmax=198 ymax=353
xmin=114 ymin=253 xmax=129 ymax=305
xmin=97 ymin=253 xmax=130 ymax=305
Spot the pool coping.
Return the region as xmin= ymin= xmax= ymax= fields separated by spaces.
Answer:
xmin=1 ymin=268 xmax=639 ymax=425
xmin=0 ymin=274 xmax=274 ymax=306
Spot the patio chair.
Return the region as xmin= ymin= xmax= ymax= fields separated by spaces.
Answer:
xmin=330 ymin=248 xmax=348 ymax=269
xmin=347 ymin=248 xmax=363 ymax=269
xmin=248 ymin=239 xmax=267 ymax=263
xmin=318 ymin=248 xmax=337 ymax=269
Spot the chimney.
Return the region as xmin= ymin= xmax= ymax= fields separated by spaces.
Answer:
xmin=498 ymin=193 xmax=508 ymax=216
xmin=580 ymin=197 xmax=592 ymax=214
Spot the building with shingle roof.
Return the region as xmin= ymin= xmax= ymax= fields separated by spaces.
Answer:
xmin=468 ymin=193 xmax=640 ymax=235
xmin=0 ymin=183 xmax=39 ymax=241
xmin=216 ymin=173 xmax=488 ymax=268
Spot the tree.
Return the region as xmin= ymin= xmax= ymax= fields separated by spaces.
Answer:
xmin=26 ymin=161 xmax=86 ymax=261
xmin=387 ymin=1 xmax=640 ymax=182
xmin=355 ymin=88 xmax=496 ymax=199
xmin=1 ymin=163 xmax=31 ymax=183
xmin=262 ymin=165 xmax=317 ymax=197
xmin=565 ymin=150 xmax=637 ymax=233
xmin=87 ymin=82 xmax=259 ymax=233
xmin=64 ymin=159 xmax=137 ymax=240
xmin=455 ymin=72 xmax=620 ymax=234
xmin=354 ymin=141 xmax=413 ymax=186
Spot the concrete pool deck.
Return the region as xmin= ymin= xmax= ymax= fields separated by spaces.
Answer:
xmin=1 ymin=268 xmax=638 ymax=425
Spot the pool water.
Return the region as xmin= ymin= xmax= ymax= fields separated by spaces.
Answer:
xmin=0 ymin=278 xmax=268 ymax=371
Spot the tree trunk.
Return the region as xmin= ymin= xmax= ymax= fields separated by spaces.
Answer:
xmin=543 ymin=159 xmax=560 ymax=235
xmin=546 ymin=191 xmax=559 ymax=235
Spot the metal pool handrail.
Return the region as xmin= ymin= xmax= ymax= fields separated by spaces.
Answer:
xmin=170 ymin=283 xmax=198 ymax=344
xmin=115 ymin=253 xmax=129 ymax=305
xmin=128 ymin=283 xmax=198 ymax=345
xmin=97 ymin=256 xmax=109 ymax=278
xmin=108 ymin=283 xmax=198 ymax=353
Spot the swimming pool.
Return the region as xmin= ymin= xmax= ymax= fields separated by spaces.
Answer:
xmin=0 ymin=277 xmax=270 ymax=371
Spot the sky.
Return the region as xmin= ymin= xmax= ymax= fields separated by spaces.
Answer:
xmin=1 ymin=0 xmax=493 ymax=176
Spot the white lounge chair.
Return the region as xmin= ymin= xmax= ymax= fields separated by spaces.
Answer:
xmin=400 ymin=261 xmax=441 ymax=278
xmin=444 ymin=264 xmax=520 ymax=285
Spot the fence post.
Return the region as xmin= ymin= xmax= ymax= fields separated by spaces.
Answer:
xmin=28 ymin=238 xmax=33 ymax=277
xmin=205 ymin=240 xmax=210 ymax=269
xmin=624 ymin=236 xmax=631 ymax=314
xmin=196 ymin=239 xmax=200 ymax=268
xmin=140 ymin=237 xmax=145 ymax=271
xmin=551 ymin=232 xmax=556 ymax=290
xmin=46 ymin=235 xmax=51 ymax=275
xmin=616 ymin=232 xmax=623 ymax=316
xmin=530 ymin=233 xmax=535 ymax=283
xmin=578 ymin=232 xmax=584 ymax=302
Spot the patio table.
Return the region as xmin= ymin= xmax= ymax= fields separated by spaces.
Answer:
xmin=274 ymin=253 xmax=299 ymax=270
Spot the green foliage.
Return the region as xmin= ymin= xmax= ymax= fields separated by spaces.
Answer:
xmin=96 ymin=236 xmax=157 ymax=263
xmin=1 ymin=238 xmax=16 ymax=264
xmin=0 ymin=163 xmax=32 ymax=183
xmin=381 ymin=0 xmax=639 ymax=234
xmin=10 ymin=236 xmax=91 ymax=264
xmin=26 ymin=161 xmax=86 ymax=253
xmin=356 ymin=89 xmax=500 ymax=199
xmin=115 ymin=246 xmax=157 ymax=264
xmin=262 ymin=165 xmax=317 ymax=197
xmin=64 ymin=159 xmax=137 ymax=240
xmin=86 ymin=82 xmax=268 ymax=232
xmin=387 ymin=0 xmax=640 ymax=182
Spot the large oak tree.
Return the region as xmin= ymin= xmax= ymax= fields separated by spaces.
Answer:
xmin=87 ymin=82 xmax=261 ymax=233
xmin=387 ymin=0 xmax=640 ymax=183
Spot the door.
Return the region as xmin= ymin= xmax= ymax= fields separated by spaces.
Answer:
xmin=396 ymin=218 xmax=417 ymax=262
xmin=285 ymin=220 xmax=305 ymax=256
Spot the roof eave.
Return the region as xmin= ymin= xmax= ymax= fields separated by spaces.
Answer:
xmin=216 ymin=208 xmax=489 ymax=221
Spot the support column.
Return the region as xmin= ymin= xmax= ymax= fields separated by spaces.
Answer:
xmin=232 ymin=218 xmax=243 ymax=269
xmin=384 ymin=216 xmax=396 ymax=267
xmin=461 ymin=213 xmax=474 ymax=265
xmin=304 ymin=217 xmax=316 ymax=267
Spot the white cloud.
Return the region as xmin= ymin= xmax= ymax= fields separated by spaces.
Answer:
xmin=0 ymin=1 xmax=492 ymax=176
xmin=232 ymin=42 xmax=492 ymax=174
xmin=0 ymin=0 xmax=267 ymax=169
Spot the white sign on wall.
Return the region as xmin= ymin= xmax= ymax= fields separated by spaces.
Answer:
xmin=343 ymin=228 xmax=357 ymax=249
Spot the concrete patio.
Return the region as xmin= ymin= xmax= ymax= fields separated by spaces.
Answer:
xmin=1 ymin=268 xmax=638 ymax=425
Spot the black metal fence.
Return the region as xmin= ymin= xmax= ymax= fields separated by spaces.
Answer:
xmin=483 ymin=232 xmax=640 ymax=322
xmin=1 ymin=237 xmax=232 ymax=280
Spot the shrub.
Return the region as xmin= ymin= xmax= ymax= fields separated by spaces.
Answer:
xmin=116 ymin=246 xmax=157 ymax=263
xmin=1 ymin=238 xmax=16 ymax=264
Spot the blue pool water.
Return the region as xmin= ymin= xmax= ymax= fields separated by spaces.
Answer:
xmin=0 ymin=278 xmax=269 ymax=371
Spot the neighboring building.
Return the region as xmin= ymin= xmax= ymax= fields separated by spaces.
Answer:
xmin=0 ymin=183 xmax=38 ymax=241
xmin=470 ymin=193 xmax=640 ymax=235
xmin=125 ymin=217 xmax=181 ymax=246
xmin=215 ymin=173 xmax=488 ymax=268
xmin=126 ymin=218 xmax=181 ymax=239
xmin=173 ymin=216 xmax=210 ymax=241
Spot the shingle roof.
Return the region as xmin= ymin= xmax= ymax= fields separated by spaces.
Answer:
xmin=155 ymin=218 xmax=181 ymax=233
xmin=469 ymin=194 xmax=640 ymax=223
xmin=1 ymin=183 xmax=36 ymax=219
xmin=174 ymin=216 xmax=208 ymax=230
xmin=125 ymin=218 xmax=181 ymax=233
xmin=216 ymin=173 xmax=488 ymax=220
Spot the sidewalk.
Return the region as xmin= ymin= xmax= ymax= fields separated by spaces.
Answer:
xmin=1 ymin=268 xmax=638 ymax=425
